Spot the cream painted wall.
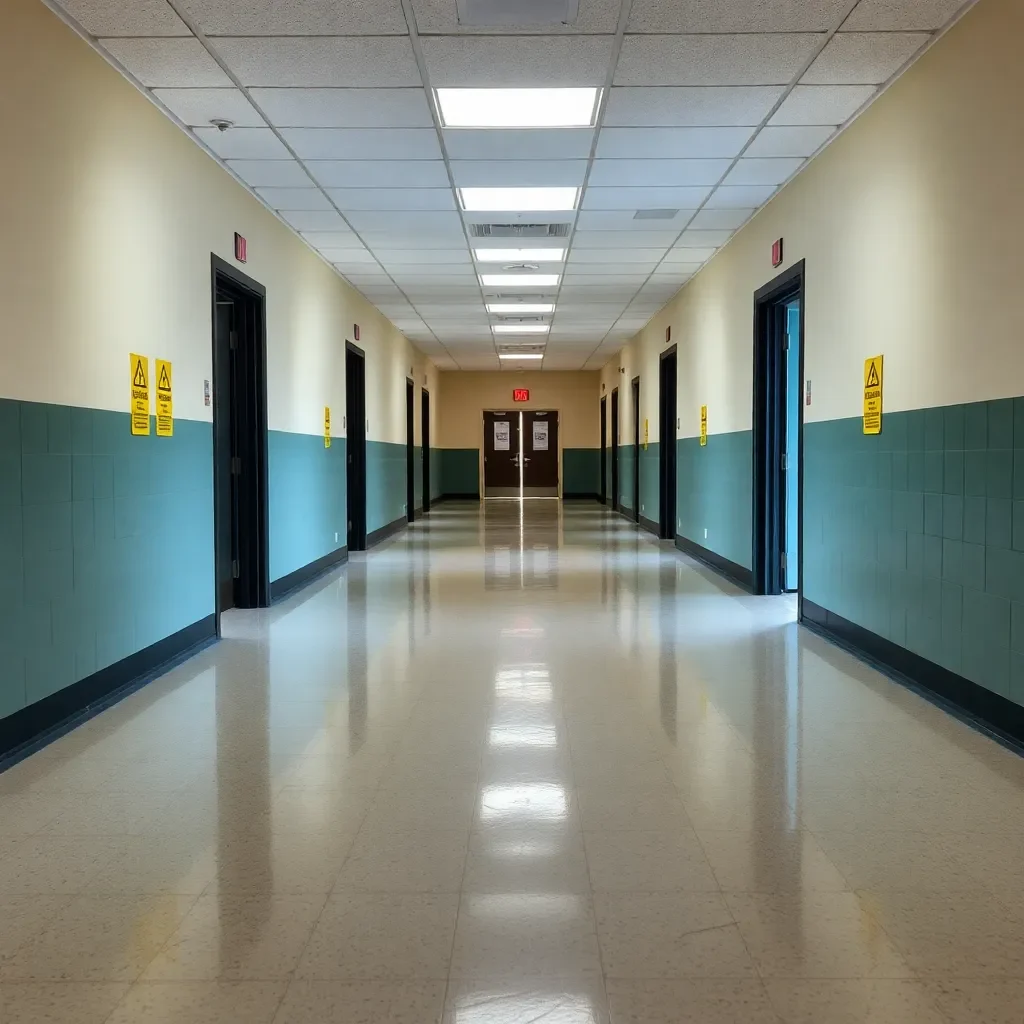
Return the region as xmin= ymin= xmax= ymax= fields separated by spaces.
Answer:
xmin=0 ymin=0 xmax=435 ymax=444
xmin=437 ymin=371 xmax=600 ymax=451
xmin=600 ymin=340 xmax=666 ymax=447
xmin=604 ymin=0 xmax=1024 ymax=437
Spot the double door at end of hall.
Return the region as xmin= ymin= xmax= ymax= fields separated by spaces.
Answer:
xmin=483 ymin=410 xmax=559 ymax=497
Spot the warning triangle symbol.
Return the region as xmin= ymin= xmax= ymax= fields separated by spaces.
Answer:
xmin=865 ymin=363 xmax=880 ymax=388
xmin=158 ymin=365 xmax=170 ymax=391
xmin=133 ymin=360 xmax=147 ymax=388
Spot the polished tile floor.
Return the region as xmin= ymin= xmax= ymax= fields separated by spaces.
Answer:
xmin=3 ymin=500 xmax=1024 ymax=1022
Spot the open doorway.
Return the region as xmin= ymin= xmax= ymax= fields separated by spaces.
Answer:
xmin=610 ymin=388 xmax=620 ymax=513
xmin=406 ymin=378 xmax=415 ymax=523
xmin=600 ymin=395 xmax=607 ymax=504
xmin=753 ymin=261 xmax=804 ymax=597
xmin=631 ymin=376 xmax=641 ymax=524
xmin=346 ymin=342 xmax=367 ymax=551
xmin=211 ymin=256 xmax=269 ymax=621
xmin=659 ymin=346 xmax=677 ymax=539
xmin=421 ymin=388 xmax=431 ymax=513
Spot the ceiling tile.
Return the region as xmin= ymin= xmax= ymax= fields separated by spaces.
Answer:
xmin=744 ymin=124 xmax=836 ymax=157
xmin=582 ymin=186 xmax=712 ymax=209
xmin=573 ymin=230 xmax=681 ymax=247
xmin=844 ymin=0 xmax=969 ymax=31
xmin=226 ymin=159 xmax=314 ymax=187
xmin=450 ymin=160 xmax=588 ymax=188
xmin=375 ymin=251 xmax=471 ymax=265
xmin=615 ymin=33 xmax=822 ymax=86
xmin=255 ymin=186 xmax=332 ymax=210
xmin=100 ymin=38 xmax=231 ymax=88
xmin=689 ymin=208 xmax=754 ymax=229
xmin=650 ymin=263 xmax=701 ymax=276
xmin=768 ymin=84 xmax=877 ymax=125
xmin=596 ymin=126 xmax=754 ymax=159
xmin=212 ymin=36 xmax=420 ymax=87
xmin=251 ymin=88 xmax=433 ymax=128
xmin=153 ymin=88 xmax=265 ymax=127
xmin=722 ymin=157 xmax=805 ymax=186
xmin=193 ymin=126 xmax=290 ymax=159
xmin=410 ymin=0 xmax=621 ymax=34
xmin=177 ymin=0 xmax=408 ymax=35
xmin=326 ymin=188 xmax=456 ymax=211
xmin=281 ymin=128 xmax=442 ymax=160
xmin=423 ymin=35 xmax=613 ymax=86
xmin=307 ymin=161 xmax=450 ymax=188
xmin=575 ymin=210 xmax=695 ymax=231
xmin=568 ymin=249 xmax=665 ymax=264
xmin=345 ymin=211 xmax=464 ymax=231
xmin=675 ymin=229 xmax=734 ymax=247
xmin=280 ymin=209 xmax=349 ymax=231
xmin=589 ymin=158 xmax=731 ymax=187
xmin=564 ymin=268 xmax=655 ymax=278
xmin=318 ymin=248 xmax=377 ymax=263
xmin=627 ymin=0 xmax=850 ymax=32
xmin=56 ymin=0 xmax=190 ymax=35
xmin=443 ymin=128 xmax=595 ymax=161
xmin=301 ymin=231 xmax=361 ymax=247
xmin=359 ymin=232 xmax=469 ymax=249
xmin=664 ymin=246 xmax=717 ymax=262
xmin=703 ymin=184 xmax=779 ymax=208
xmin=802 ymin=31 xmax=929 ymax=84
xmin=605 ymin=87 xmax=785 ymax=127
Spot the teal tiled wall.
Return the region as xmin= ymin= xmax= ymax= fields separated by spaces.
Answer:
xmin=618 ymin=445 xmax=635 ymax=510
xmin=804 ymin=399 xmax=1024 ymax=706
xmin=414 ymin=445 xmax=424 ymax=510
xmin=268 ymin=431 xmax=346 ymax=582
xmin=677 ymin=431 xmax=752 ymax=570
xmin=439 ymin=448 xmax=480 ymax=496
xmin=429 ymin=448 xmax=443 ymax=502
xmin=639 ymin=443 xmax=660 ymax=524
xmin=563 ymin=448 xmax=599 ymax=495
xmin=0 ymin=400 xmax=214 ymax=722
xmin=366 ymin=440 xmax=408 ymax=533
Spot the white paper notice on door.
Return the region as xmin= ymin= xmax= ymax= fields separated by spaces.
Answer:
xmin=532 ymin=420 xmax=549 ymax=451
xmin=494 ymin=420 xmax=511 ymax=451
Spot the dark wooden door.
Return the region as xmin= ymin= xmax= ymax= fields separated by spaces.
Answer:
xmin=523 ymin=411 xmax=559 ymax=496
xmin=483 ymin=411 xmax=520 ymax=496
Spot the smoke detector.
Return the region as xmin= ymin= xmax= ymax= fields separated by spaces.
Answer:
xmin=209 ymin=118 xmax=234 ymax=133
xmin=503 ymin=263 xmax=541 ymax=272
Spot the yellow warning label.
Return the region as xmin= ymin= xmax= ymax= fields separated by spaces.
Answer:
xmin=130 ymin=353 xmax=150 ymax=436
xmin=155 ymin=359 xmax=173 ymax=437
xmin=700 ymin=405 xmax=708 ymax=447
xmin=863 ymin=355 xmax=883 ymax=435
xmin=643 ymin=418 xmax=649 ymax=451
xmin=324 ymin=406 xmax=331 ymax=449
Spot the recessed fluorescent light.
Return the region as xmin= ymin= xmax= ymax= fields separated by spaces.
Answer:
xmin=481 ymin=274 xmax=560 ymax=287
xmin=499 ymin=353 xmax=544 ymax=360
xmin=460 ymin=188 xmax=579 ymax=212
xmin=487 ymin=303 xmax=555 ymax=314
xmin=475 ymin=249 xmax=565 ymax=263
xmin=436 ymin=88 xmax=600 ymax=129
xmin=493 ymin=324 xmax=549 ymax=334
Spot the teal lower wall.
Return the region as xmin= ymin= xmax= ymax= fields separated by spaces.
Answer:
xmin=805 ymin=400 xmax=1024 ymax=706
xmin=429 ymin=448 xmax=443 ymax=502
xmin=439 ymin=448 xmax=480 ymax=496
xmin=677 ymin=431 xmax=752 ymax=570
xmin=0 ymin=400 xmax=214 ymax=722
xmin=618 ymin=445 xmax=635 ymax=511
xmin=269 ymin=432 xmax=346 ymax=582
xmin=366 ymin=440 xmax=408 ymax=533
xmin=414 ymin=445 xmax=424 ymax=510
xmin=639 ymin=443 xmax=660 ymax=524
xmin=563 ymin=448 xmax=599 ymax=495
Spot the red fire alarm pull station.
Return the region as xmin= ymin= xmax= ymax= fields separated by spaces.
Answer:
xmin=234 ymin=232 xmax=247 ymax=263
xmin=353 ymin=324 xmax=360 ymax=341
xmin=665 ymin=326 xmax=671 ymax=343
xmin=771 ymin=238 xmax=784 ymax=267
xmin=513 ymin=389 xmax=530 ymax=403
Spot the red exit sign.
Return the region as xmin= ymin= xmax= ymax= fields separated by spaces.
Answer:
xmin=513 ymin=388 xmax=530 ymax=402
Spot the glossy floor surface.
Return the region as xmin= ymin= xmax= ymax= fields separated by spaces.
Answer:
xmin=3 ymin=502 xmax=1024 ymax=1022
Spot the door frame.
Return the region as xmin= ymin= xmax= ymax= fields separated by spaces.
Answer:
xmin=421 ymin=387 xmax=431 ymax=513
xmin=345 ymin=341 xmax=367 ymax=551
xmin=600 ymin=395 xmax=608 ymax=505
xmin=659 ymin=346 xmax=677 ymax=540
xmin=210 ymin=254 xmax=270 ymax=625
xmin=405 ymin=377 xmax=415 ymax=523
xmin=610 ymin=388 xmax=620 ymax=514
xmin=752 ymin=259 xmax=805 ymax=600
xmin=631 ymin=375 xmax=641 ymax=523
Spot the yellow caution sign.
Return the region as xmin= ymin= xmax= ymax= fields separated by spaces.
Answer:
xmin=700 ymin=405 xmax=708 ymax=447
xmin=155 ymin=359 xmax=173 ymax=437
xmin=643 ymin=418 xmax=649 ymax=451
xmin=130 ymin=353 xmax=150 ymax=436
xmin=324 ymin=406 xmax=331 ymax=449
xmin=863 ymin=355 xmax=883 ymax=435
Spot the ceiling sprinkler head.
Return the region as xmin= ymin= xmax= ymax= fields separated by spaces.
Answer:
xmin=209 ymin=118 xmax=234 ymax=133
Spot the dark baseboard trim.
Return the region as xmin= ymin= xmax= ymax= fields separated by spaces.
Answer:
xmin=674 ymin=534 xmax=754 ymax=592
xmin=414 ymin=506 xmax=424 ymax=517
xmin=367 ymin=516 xmax=407 ymax=549
xmin=0 ymin=614 xmax=218 ymax=772
xmin=801 ymin=599 xmax=1024 ymax=753
xmin=562 ymin=492 xmax=600 ymax=501
xmin=270 ymin=546 xmax=348 ymax=602
xmin=640 ymin=515 xmax=659 ymax=536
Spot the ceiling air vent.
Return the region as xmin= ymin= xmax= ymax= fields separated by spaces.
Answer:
xmin=633 ymin=209 xmax=679 ymax=220
xmin=469 ymin=223 xmax=570 ymax=238
xmin=456 ymin=0 xmax=580 ymax=27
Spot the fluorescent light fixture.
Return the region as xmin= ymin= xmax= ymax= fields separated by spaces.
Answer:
xmin=499 ymin=353 xmax=544 ymax=360
xmin=487 ymin=303 xmax=555 ymax=314
xmin=493 ymin=324 xmax=549 ymax=334
xmin=475 ymin=249 xmax=565 ymax=263
xmin=436 ymin=87 xmax=600 ymax=129
xmin=481 ymin=274 xmax=560 ymax=287
xmin=460 ymin=187 xmax=578 ymax=212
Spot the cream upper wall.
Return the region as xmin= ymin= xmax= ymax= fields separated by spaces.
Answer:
xmin=437 ymin=372 xmax=600 ymax=450
xmin=0 ymin=0 xmax=436 ymax=444
xmin=605 ymin=0 xmax=1023 ymax=437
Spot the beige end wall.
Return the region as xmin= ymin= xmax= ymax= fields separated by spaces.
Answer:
xmin=604 ymin=0 xmax=1022 ymax=437
xmin=437 ymin=371 xmax=601 ymax=450
xmin=0 ymin=0 xmax=436 ymax=445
